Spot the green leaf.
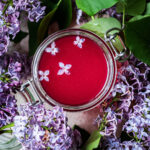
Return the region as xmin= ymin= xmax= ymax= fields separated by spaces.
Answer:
xmin=11 ymin=31 xmax=28 ymax=43
xmin=0 ymin=123 xmax=14 ymax=131
xmin=82 ymin=130 xmax=102 ymax=150
xmin=56 ymin=0 xmax=72 ymax=29
xmin=117 ymin=0 xmax=146 ymax=16
xmin=145 ymin=2 xmax=150 ymax=15
xmin=28 ymin=21 xmax=40 ymax=56
xmin=81 ymin=18 xmax=124 ymax=52
xmin=81 ymin=17 xmax=121 ymax=37
xmin=125 ymin=15 xmax=150 ymax=65
xmin=75 ymin=0 xmax=119 ymax=16
xmin=0 ymin=136 xmax=22 ymax=150
xmin=37 ymin=0 xmax=62 ymax=44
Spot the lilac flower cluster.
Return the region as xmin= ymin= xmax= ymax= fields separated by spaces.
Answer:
xmin=100 ymin=137 xmax=145 ymax=150
xmin=123 ymin=98 xmax=150 ymax=146
xmin=0 ymin=51 xmax=31 ymax=93
xmin=0 ymin=93 xmax=17 ymax=128
xmin=95 ymin=55 xmax=150 ymax=149
xmin=0 ymin=0 xmax=46 ymax=56
xmin=12 ymin=103 xmax=81 ymax=150
xmin=13 ymin=0 xmax=46 ymax=22
xmin=96 ymin=107 xmax=118 ymax=138
xmin=0 ymin=51 xmax=31 ymax=128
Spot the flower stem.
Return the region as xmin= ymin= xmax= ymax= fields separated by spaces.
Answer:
xmin=0 ymin=122 xmax=14 ymax=131
xmin=99 ymin=112 xmax=108 ymax=131
xmin=91 ymin=16 xmax=95 ymax=20
xmin=0 ymin=130 xmax=12 ymax=134
xmin=122 ymin=7 xmax=125 ymax=28
xmin=2 ymin=0 xmax=13 ymax=15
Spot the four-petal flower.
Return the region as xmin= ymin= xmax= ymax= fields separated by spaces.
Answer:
xmin=45 ymin=42 xmax=59 ymax=55
xmin=73 ymin=36 xmax=85 ymax=48
xmin=57 ymin=62 xmax=72 ymax=75
xmin=40 ymin=38 xmax=86 ymax=78
xmin=39 ymin=70 xmax=50 ymax=82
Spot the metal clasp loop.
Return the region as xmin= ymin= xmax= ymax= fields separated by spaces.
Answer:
xmin=20 ymin=79 xmax=43 ymax=105
xmin=104 ymin=27 xmax=131 ymax=62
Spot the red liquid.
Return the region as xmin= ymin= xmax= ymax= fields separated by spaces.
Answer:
xmin=38 ymin=35 xmax=108 ymax=106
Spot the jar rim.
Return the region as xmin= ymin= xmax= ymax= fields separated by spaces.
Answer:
xmin=31 ymin=28 xmax=117 ymax=111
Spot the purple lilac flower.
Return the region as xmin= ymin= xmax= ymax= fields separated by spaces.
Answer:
xmin=0 ymin=51 xmax=31 ymax=93
xmin=95 ymin=55 xmax=150 ymax=149
xmin=0 ymin=34 xmax=10 ymax=56
xmin=100 ymin=55 xmax=150 ymax=120
xmin=123 ymin=98 xmax=150 ymax=143
xmin=13 ymin=0 xmax=46 ymax=22
xmin=100 ymin=137 xmax=145 ymax=150
xmin=97 ymin=107 xmax=118 ymax=138
xmin=0 ymin=93 xmax=17 ymax=128
xmin=105 ymin=55 xmax=150 ymax=110
xmin=12 ymin=104 xmax=81 ymax=150
xmin=0 ymin=0 xmax=46 ymax=56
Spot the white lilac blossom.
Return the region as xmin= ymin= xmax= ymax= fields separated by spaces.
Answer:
xmin=12 ymin=104 xmax=81 ymax=150
xmin=73 ymin=36 xmax=85 ymax=48
xmin=45 ymin=42 xmax=59 ymax=55
xmin=0 ymin=0 xmax=46 ymax=56
xmin=39 ymin=70 xmax=50 ymax=82
xmin=76 ymin=9 xmax=82 ymax=25
xmin=57 ymin=62 xmax=72 ymax=75
xmin=0 ymin=93 xmax=17 ymax=128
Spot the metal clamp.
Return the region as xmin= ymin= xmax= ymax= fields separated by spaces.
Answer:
xmin=104 ymin=27 xmax=131 ymax=62
xmin=20 ymin=79 xmax=43 ymax=105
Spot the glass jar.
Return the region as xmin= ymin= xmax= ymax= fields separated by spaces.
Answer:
xmin=21 ymin=28 xmax=128 ymax=111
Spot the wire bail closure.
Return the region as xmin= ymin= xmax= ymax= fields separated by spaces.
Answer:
xmin=104 ymin=27 xmax=131 ymax=62
xmin=20 ymin=79 xmax=43 ymax=105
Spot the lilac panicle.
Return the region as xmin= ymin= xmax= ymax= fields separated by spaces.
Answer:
xmin=13 ymin=0 xmax=46 ymax=22
xmin=0 ymin=93 xmax=17 ymax=128
xmin=12 ymin=104 xmax=81 ymax=150
xmin=0 ymin=34 xmax=10 ymax=56
xmin=123 ymin=98 xmax=150 ymax=144
xmin=96 ymin=55 xmax=150 ymax=149
xmin=0 ymin=0 xmax=46 ymax=56
xmin=0 ymin=51 xmax=31 ymax=93
xmin=100 ymin=137 xmax=145 ymax=150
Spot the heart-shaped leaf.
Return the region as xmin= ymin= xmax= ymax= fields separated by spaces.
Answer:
xmin=125 ymin=15 xmax=150 ymax=65
xmin=75 ymin=0 xmax=119 ymax=16
xmin=117 ymin=0 xmax=146 ymax=16
xmin=37 ymin=0 xmax=62 ymax=44
xmin=81 ymin=18 xmax=124 ymax=52
xmin=81 ymin=17 xmax=121 ymax=36
xmin=28 ymin=21 xmax=40 ymax=56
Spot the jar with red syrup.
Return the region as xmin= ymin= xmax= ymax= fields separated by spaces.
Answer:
xmin=20 ymin=28 xmax=130 ymax=111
